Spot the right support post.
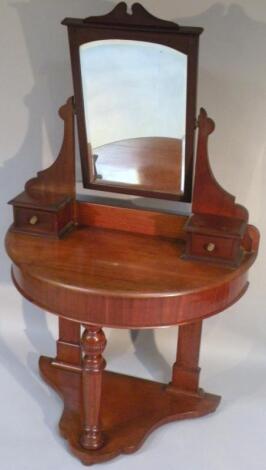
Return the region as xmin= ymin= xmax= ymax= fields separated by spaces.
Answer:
xmin=170 ymin=321 xmax=202 ymax=394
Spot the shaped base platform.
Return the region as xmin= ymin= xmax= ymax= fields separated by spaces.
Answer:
xmin=40 ymin=356 xmax=221 ymax=465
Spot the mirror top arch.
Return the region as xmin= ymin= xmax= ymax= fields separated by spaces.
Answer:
xmin=62 ymin=2 xmax=203 ymax=35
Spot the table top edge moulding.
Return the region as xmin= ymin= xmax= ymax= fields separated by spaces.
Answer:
xmin=5 ymin=2 xmax=260 ymax=466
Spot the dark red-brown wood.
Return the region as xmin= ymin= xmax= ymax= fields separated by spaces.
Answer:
xmin=80 ymin=326 xmax=107 ymax=451
xmin=63 ymin=2 xmax=203 ymax=202
xmin=9 ymin=97 xmax=76 ymax=237
xmin=184 ymin=108 xmax=256 ymax=266
xmin=77 ymin=200 xmax=187 ymax=240
xmin=5 ymin=117 xmax=259 ymax=464
xmin=40 ymin=356 xmax=220 ymax=465
xmin=54 ymin=318 xmax=81 ymax=369
xmin=92 ymin=137 xmax=183 ymax=195
xmin=4 ymin=6 xmax=260 ymax=463
xmin=169 ymin=321 xmax=202 ymax=394
xmin=81 ymin=2 xmax=189 ymax=30
xmin=192 ymin=109 xmax=248 ymax=220
xmin=6 ymin=222 xmax=258 ymax=328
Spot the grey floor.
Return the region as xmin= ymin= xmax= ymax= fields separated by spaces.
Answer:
xmin=0 ymin=284 xmax=265 ymax=470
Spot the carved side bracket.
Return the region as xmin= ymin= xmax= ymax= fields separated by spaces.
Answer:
xmin=192 ymin=108 xmax=248 ymax=221
xmin=9 ymin=97 xmax=76 ymax=237
xmin=184 ymin=108 xmax=259 ymax=266
xmin=25 ymin=96 xmax=75 ymax=204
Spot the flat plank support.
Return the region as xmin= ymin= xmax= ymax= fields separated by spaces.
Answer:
xmin=170 ymin=321 xmax=202 ymax=394
xmin=77 ymin=201 xmax=187 ymax=240
xmin=53 ymin=318 xmax=81 ymax=369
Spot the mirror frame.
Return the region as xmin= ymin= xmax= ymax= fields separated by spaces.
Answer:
xmin=63 ymin=2 xmax=203 ymax=202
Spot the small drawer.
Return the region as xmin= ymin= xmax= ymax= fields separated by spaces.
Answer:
xmin=184 ymin=233 xmax=243 ymax=266
xmin=184 ymin=214 xmax=245 ymax=267
xmin=13 ymin=207 xmax=56 ymax=235
xmin=190 ymin=234 xmax=236 ymax=260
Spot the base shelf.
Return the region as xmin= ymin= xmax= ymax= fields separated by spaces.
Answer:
xmin=40 ymin=356 xmax=221 ymax=465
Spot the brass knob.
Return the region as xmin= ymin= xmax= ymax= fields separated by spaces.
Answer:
xmin=29 ymin=215 xmax=38 ymax=225
xmin=205 ymin=242 xmax=216 ymax=253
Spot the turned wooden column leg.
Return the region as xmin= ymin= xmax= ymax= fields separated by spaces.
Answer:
xmin=53 ymin=318 xmax=81 ymax=368
xmin=170 ymin=321 xmax=202 ymax=394
xmin=80 ymin=326 xmax=107 ymax=450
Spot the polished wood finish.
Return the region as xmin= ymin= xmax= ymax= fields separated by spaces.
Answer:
xmin=6 ymin=223 xmax=257 ymax=328
xmin=169 ymin=321 xmax=202 ymax=394
xmin=12 ymin=202 xmax=73 ymax=238
xmin=77 ymin=201 xmax=187 ymax=240
xmin=5 ymin=5 xmax=260 ymax=464
xmin=80 ymin=327 xmax=107 ymax=450
xmin=193 ymin=109 xmax=247 ymax=220
xmin=186 ymin=231 xmax=242 ymax=266
xmin=81 ymin=2 xmax=197 ymax=31
xmin=92 ymin=137 xmax=183 ymax=195
xmin=5 ymin=95 xmax=259 ymax=463
xmin=184 ymin=213 xmax=247 ymax=267
xmin=242 ymin=223 xmax=260 ymax=253
xmin=25 ymin=97 xmax=75 ymax=201
xmin=53 ymin=318 xmax=81 ymax=369
xmin=40 ymin=356 xmax=220 ymax=465
xmin=185 ymin=109 xmax=253 ymax=266
xmin=9 ymin=97 xmax=76 ymax=237
xmin=63 ymin=2 xmax=203 ymax=201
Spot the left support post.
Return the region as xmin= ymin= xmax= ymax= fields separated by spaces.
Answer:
xmin=53 ymin=318 xmax=81 ymax=370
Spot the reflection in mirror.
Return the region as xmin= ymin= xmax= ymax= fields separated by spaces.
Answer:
xmin=80 ymin=40 xmax=187 ymax=195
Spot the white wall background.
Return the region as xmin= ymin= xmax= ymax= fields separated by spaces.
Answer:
xmin=0 ymin=1 xmax=265 ymax=469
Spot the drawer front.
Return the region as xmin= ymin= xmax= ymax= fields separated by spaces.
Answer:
xmin=13 ymin=207 xmax=55 ymax=235
xmin=190 ymin=234 xmax=237 ymax=261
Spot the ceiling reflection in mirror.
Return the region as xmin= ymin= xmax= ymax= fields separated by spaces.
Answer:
xmin=80 ymin=40 xmax=187 ymax=195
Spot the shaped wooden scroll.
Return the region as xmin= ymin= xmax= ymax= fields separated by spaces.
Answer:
xmin=192 ymin=109 xmax=248 ymax=220
xmin=9 ymin=97 xmax=76 ymax=238
xmin=25 ymin=97 xmax=75 ymax=202
xmin=185 ymin=108 xmax=259 ymax=266
xmin=82 ymin=2 xmax=180 ymax=30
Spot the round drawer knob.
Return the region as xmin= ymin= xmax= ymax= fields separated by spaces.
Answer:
xmin=205 ymin=242 xmax=216 ymax=253
xmin=29 ymin=215 xmax=39 ymax=225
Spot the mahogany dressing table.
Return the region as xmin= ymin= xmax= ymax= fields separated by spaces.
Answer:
xmin=5 ymin=3 xmax=259 ymax=465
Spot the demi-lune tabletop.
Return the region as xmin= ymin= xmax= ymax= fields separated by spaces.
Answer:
xmin=6 ymin=225 xmax=256 ymax=328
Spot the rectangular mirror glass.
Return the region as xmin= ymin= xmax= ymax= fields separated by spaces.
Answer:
xmin=80 ymin=39 xmax=187 ymax=196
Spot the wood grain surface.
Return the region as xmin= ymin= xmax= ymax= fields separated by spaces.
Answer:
xmin=6 ymin=221 xmax=256 ymax=328
xmin=92 ymin=137 xmax=183 ymax=194
xmin=40 ymin=356 xmax=220 ymax=465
